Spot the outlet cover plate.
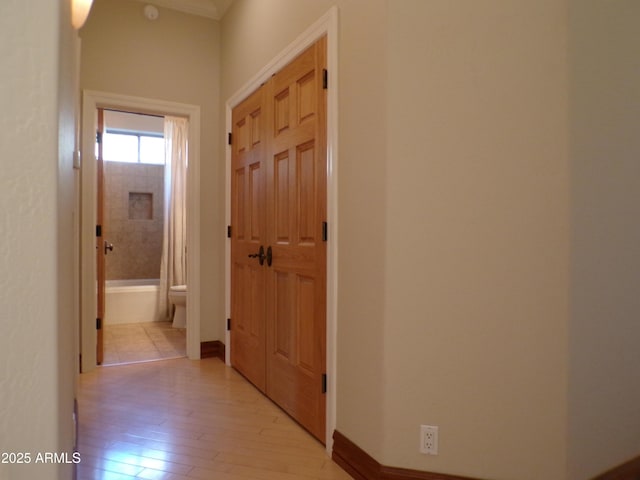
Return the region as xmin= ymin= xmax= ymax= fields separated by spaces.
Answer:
xmin=420 ymin=425 xmax=439 ymax=455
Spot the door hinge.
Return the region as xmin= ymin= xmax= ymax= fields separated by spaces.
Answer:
xmin=322 ymin=221 xmax=328 ymax=242
xmin=228 ymin=132 xmax=232 ymax=145
xmin=322 ymin=69 xmax=328 ymax=89
xmin=322 ymin=373 xmax=327 ymax=394
xmin=96 ymin=225 xmax=102 ymax=237
xmin=96 ymin=131 xmax=102 ymax=144
xmin=227 ymin=225 xmax=232 ymax=238
xmin=227 ymin=318 xmax=231 ymax=331
xmin=96 ymin=318 xmax=102 ymax=330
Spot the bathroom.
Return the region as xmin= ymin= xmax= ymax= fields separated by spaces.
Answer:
xmin=102 ymin=109 xmax=187 ymax=365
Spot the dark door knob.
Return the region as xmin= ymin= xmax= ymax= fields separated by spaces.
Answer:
xmin=248 ymin=245 xmax=266 ymax=265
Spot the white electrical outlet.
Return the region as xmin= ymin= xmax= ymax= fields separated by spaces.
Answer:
xmin=420 ymin=425 xmax=439 ymax=455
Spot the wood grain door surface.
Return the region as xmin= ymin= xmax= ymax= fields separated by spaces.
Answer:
xmin=230 ymin=86 xmax=268 ymax=392
xmin=231 ymin=37 xmax=327 ymax=441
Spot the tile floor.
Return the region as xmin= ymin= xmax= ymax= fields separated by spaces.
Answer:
xmin=103 ymin=321 xmax=186 ymax=366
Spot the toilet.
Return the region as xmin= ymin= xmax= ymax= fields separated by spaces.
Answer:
xmin=168 ymin=285 xmax=187 ymax=328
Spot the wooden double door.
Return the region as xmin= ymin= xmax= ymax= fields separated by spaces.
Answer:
xmin=230 ymin=37 xmax=327 ymax=442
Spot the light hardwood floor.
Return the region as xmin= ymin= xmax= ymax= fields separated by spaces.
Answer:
xmin=77 ymin=357 xmax=352 ymax=480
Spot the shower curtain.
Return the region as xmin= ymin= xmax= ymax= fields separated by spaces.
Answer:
xmin=158 ymin=116 xmax=188 ymax=320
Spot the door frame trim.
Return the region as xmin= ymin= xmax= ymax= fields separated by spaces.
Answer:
xmin=80 ymin=90 xmax=202 ymax=372
xmin=224 ymin=6 xmax=339 ymax=451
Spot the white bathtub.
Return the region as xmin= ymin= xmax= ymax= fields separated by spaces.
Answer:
xmin=104 ymin=279 xmax=161 ymax=325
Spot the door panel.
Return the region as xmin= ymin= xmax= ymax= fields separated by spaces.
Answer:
xmin=298 ymin=142 xmax=317 ymax=243
xmin=230 ymin=36 xmax=327 ymax=442
xmin=265 ymin=37 xmax=327 ymax=441
xmin=297 ymin=274 xmax=316 ymax=372
xmin=230 ymin=87 xmax=267 ymax=392
xmin=274 ymin=150 xmax=291 ymax=242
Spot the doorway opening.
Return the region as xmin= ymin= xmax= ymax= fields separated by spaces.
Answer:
xmin=99 ymin=109 xmax=187 ymax=366
xmin=80 ymin=91 xmax=202 ymax=373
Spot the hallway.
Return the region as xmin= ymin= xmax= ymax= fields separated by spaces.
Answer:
xmin=77 ymin=357 xmax=350 ymax=479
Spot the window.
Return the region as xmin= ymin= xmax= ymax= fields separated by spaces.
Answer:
xmin=139 ymin=135 xmax=165 ymax=164
xmin=102 ymin=131 xmax=165 ymax=165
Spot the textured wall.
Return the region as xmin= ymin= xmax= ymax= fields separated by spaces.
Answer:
xmin=0 ymin=0 xmax=77 ymax=478
xmin=104 ymin=162 xmax=164 ymax=280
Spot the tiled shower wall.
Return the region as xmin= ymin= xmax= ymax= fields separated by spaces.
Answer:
xmin=104 ymin=162 xmax=164 ymax=280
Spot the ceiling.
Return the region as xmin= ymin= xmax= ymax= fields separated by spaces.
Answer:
xmin=132 ymin=0 xmax=236 ymax=20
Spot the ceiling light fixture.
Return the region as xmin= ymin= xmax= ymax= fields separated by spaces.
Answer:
xmin=71 ymin=0 xmax=94 ymax=29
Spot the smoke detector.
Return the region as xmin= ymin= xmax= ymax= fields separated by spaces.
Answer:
xmin=144 ymin=4 xmax=159 ymax=20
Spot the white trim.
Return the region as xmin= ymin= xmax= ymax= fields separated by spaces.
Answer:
xmin=80 ymin=90 xmax=201 ymax=372
xmin=224 ymin=6 xmax=339 ymax=452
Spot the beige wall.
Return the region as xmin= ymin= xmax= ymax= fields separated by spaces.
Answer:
xmin=222 ymin=1 xmax=570 ymax=478
xmin=0 ymin=0 xmax=77 ymax=478
xmin=568 ymin=1 xmax=640 ymax=478
xmin=384 ymin=1 xmax=569 ymax=477
xmin=221 ymin=0 xmax=334 ymax=97
xmin=80 ymin=0 xmax=224 ymax=340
